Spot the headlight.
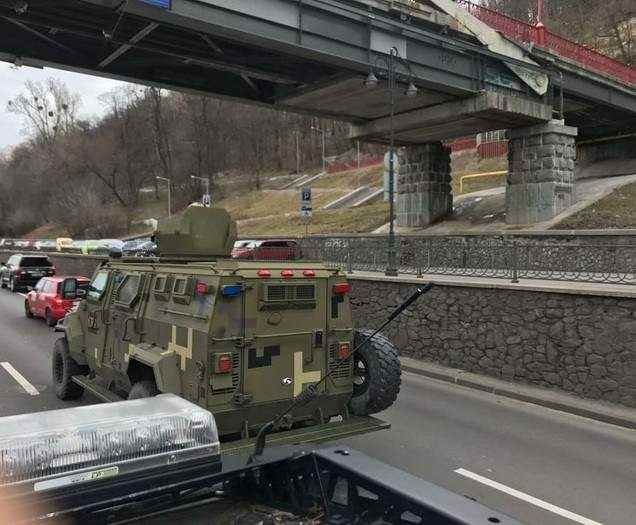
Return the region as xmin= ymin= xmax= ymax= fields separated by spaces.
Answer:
xmin=0 ymin=394 xmax=220 ymax=492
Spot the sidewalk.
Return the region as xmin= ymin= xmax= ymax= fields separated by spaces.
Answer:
xmin=347 ymin=271 xmax=636 ymax=298
xmin=401 ymin=357 xmax=636 ymax=430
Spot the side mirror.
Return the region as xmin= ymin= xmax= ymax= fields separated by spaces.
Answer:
xmin=76 ymin=288 xmax=87 ymax=299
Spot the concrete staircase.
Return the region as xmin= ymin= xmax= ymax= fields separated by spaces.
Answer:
xmin=279 ymin=172 xmax=327 ymax=190
xmin=322 ymin=186 xmax=382 ymax=210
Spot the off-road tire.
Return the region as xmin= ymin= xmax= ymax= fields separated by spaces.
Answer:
xmin=128 ymin=380 xmax=159 ymax=400
xmin=25 ymin=300 xmax=33 ymax=319
xmin=347 ymin=329 xmax=401 ymax=416
xmin=45 ymin=309 xmax=56 ymax=327
xmin=52 ymin=338 xmax=85 ymax=400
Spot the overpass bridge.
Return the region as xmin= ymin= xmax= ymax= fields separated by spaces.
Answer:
xmin=0 ymin=0 xmax=634 ymax=225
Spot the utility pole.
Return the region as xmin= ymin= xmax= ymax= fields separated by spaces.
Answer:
xmin=155 ymin=176 xmax=171 ymax=218
xmin=310 ymin=125 xmax=326 ymax=173
xmin=357 ymin=140 xmax=361 ymax=169
xmin=537 ymin=0 xmax=544 ymax=25
xmin=295 ymin=131 xmax=300 ymax=175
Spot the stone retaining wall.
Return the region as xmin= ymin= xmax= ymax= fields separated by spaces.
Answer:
xmin=350 ymin=278 xmax=635 ymax=408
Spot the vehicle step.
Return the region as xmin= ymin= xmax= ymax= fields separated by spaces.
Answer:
xmin=72 ymin=376 xmax=123 ymax=403
xmin=221 ymin=415 xmax=390 ymax=457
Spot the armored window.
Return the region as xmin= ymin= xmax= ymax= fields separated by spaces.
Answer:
xmin=153 ymin=274 xmax=172 ymax=301
xmin=114 ymin=274 xmax=141 ymax=307
xmin=172 ymin=277 xmax=194 ymax=305
xmin=154 ymin=276 xmax=167 ymax=293
xmin=88 ymin=271 xmax=109 ymax=302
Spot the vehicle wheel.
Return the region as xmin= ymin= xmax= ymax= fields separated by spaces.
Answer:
xmin=347 ymin=329 xmax=401 ymax=416
xmin=45 ymin=309 xmax=56 ymax=327
xmin=128 ymin=380 xmax=159 ymax=400
xmin=24 ymin=300 xmax=33 ymax=319
xmin=0 ymin=278 xmax=6 ymax=289
xmin=52 ymin=338 xmax=86 ymax=400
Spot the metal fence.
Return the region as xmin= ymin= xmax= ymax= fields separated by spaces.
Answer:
xmin=299 ymin=236 xmax=635 ymax=285
xmin=456 ymin=0 xmax=635 ymax=85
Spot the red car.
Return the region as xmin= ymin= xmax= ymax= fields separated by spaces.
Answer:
xmin=25 ymin=276 xmax=90 ymax=327
xmin=231 ymin=239 xmax=300 ymax=260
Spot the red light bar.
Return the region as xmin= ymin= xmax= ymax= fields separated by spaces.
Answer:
xmin=303 ymin=269 xmax=316 ymax=277
xmin=333 ymin=283 xmax=350 ymax=295
xmin=257 ymin=269 xmax=272 ymax=278
xmin=281 ymin=269 xmax=294 ymax=279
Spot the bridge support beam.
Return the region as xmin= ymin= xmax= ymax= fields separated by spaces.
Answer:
xmin=506 ymin=120 xmax=578 ymax=225
xmin=396 ymin=143 xmax=452 ymax=227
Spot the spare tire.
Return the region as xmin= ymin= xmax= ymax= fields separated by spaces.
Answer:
xmin=347 ymin=329 xmax=401 ymax=416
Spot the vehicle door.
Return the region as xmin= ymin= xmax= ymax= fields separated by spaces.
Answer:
xmin=32 ymin=279 xmax=47 ymax=316
xmin=242 ymin=277 xmax=328 ymax=405
xmin=81 ymin=269 xmax=114 ymax=373
xmin=103 ymin=271 xmax=147 ymax=374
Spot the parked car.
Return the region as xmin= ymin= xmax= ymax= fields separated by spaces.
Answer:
xmin=122 ymin=238 xmax=156 ymax=257
xmin=56 ymin=238 xmax=73 ymax=252
xmin=35 ymin=239 xmax=57 ymax=251
xmin=0 ymin=254 xmax=56 ymax=292
xmin=24 ymin=276 xmax=90 ymax=326
xmin=231 ymin=239 xmax=300 ymax=260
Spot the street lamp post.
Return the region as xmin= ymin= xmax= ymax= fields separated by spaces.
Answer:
xmin=310 ymin=125 xmax=326 ymax=173
xmin=155 ymin=176 xmax=171 ymax=218
xmin=364 ymin=47 xmax=418 ymax=276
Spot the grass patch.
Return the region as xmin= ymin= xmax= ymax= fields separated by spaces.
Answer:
xmin=552 ymin=182 xmax=636 ymax=230
xmin=312 ymin=164 xmax=383 ymax=189
xmin=218 ymin=189 xmax=348 ymax=221
xmin=238 ymin=202 xmax=389 ymax=236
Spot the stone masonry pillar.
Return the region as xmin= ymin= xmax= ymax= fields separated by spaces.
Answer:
xmin=396 ymin=143 xmax=452 ymax=227
xmin=506 ymin=120 xmax=577 ymax=224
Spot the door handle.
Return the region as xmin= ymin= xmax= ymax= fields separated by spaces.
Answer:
xmin=122 ymin=316 xmax=137 ymax=342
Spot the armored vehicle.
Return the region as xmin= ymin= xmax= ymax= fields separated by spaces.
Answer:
xmin=52 ymin=206 xmax=401 ymax=442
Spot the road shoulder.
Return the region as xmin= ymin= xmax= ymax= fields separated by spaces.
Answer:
xmin=401 ymin=357 xmax=636 ymax=430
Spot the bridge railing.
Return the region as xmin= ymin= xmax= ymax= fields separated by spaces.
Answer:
xmin=456 ymin=0 xmax=635 ymax=86
xmin=299 ymin=235 xmax=635 ymax=285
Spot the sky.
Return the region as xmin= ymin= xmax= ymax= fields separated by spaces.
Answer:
xmin=0 ymin=62 xmax=128 ymax=153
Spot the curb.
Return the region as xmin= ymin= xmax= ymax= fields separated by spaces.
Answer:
xmin=401 ymin=360 xmax=636 ymax=430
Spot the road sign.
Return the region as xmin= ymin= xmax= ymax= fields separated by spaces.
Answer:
xmin=300 ymin=187 xmax=312 ymax=218
xmin=202 ymin=194 xmax=211 ymax=207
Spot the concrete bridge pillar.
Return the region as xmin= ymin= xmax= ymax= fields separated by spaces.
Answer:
xmin=396 ymin=143 xmax=452 ymax=227
xmin=506 ymin=120 xmax=578 ymax=225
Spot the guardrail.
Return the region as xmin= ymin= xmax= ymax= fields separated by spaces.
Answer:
xmin=299 ymin=236 xmax=635 ymax=285
xmin=456 ymin=0 xmax=635 ymax=86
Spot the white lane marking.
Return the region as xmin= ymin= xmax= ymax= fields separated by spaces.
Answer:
xmin=0 ymin=362 xmax=40 ymax=396
xmin=455 ymin=468 xmax=602 ymax=525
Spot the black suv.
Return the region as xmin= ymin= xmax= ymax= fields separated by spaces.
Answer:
xmin=0 ymin=254 xmax=55 ymax=292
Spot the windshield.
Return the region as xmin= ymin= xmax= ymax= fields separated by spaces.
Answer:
xmin=20 ymin=257 xmax=52 ymax=267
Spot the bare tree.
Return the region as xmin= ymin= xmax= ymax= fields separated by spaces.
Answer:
xmin=6 ymin=78 xmax=81 ymax=145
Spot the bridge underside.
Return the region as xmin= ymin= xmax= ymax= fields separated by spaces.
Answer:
xmin=0 ymin=0 xmax=630 ymax=142
xmin=0 ymin=0 xmax=634 ymax=228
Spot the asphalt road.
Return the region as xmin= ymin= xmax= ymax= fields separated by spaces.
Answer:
xmin=0 ymin=288 xmax=634 ymax=524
